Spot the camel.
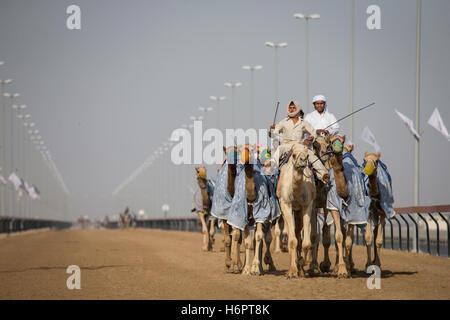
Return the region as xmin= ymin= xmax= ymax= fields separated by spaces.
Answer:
xmin=210 ymin=145 xmax=242 ymax=273
xmin=276 ymin=143 xmax=316 ymax=278
xmin=240 ymin=145 xmax=276 ymax=276
xmin=327 ymin=135 xmax=371 ymax=277
xmin=326 ymin=134 xmax=351 ymax=278
xmin=195 ymin=166 xmax=216 ymax=251
xmin=363 ymin=152 xmax=395 ymax=271
xmin=311 ymin=135 xmax=333 ymax=274
xmin=226 ymin=144 xmax=277 ymax=276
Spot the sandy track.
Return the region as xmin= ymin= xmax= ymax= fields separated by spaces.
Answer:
xmin=0 ymin=228 xmax=448 ymax=299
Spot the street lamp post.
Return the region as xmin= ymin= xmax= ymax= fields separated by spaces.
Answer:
xmin=198 ymin=107 xmax=213 ymax=129
xmin=0 ymin=79 xmax=12 ymax=216
xmin=242 ymin=65 xmax=262 ymax=128
xmin=294 ymin=13 xmax=320 ymax=113
xmin=5 ymin=93 xmax=20 ymax=216
xmin=264 ymin=42 xmax=287 ymax=106
xmin=16 ymin=105 xmax=27 ymax=218
xmin=209 ymin=96 xmax=226 ymax=131
xmin=224 ymin=82 xmax=242 ymax=129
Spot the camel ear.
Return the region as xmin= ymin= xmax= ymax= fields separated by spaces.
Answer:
xmin=325 ymin=135 xmax=331 ymax=144
xmin=223 ymin=146 xmax=226 ymax=153
xmin=342 ymin=135 xmax=346 ymax=143
xmin=364 ymin=151 xmax=368 ymax=158
xmin=350 ymin=144 xmax=354 ymax=151
xmin=377 ymin=152 xmax=381 ymax=159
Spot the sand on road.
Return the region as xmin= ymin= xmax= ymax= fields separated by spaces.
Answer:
xmin=0 ymin=228 xmax=448 ymax=299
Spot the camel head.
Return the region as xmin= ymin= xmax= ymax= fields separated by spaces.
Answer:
xmin=223 ymin=146 xmax=238 ymax=165
xmin=329 ymin=134 xmax=346 ymax=154
xmin=343 ymin=143 xmax=354 ymax=154
xmin=195 ymin=166 xmax=208 ymax=188
xmin=239 ymin=144 xmax=255 ymax=165
xmin=313 ymin=135 xmax=331 ymax=157
xmin=363 ymin=152 xmax=381 ymax=176
xmin=291 ymin=143 xmax=309 ymax=170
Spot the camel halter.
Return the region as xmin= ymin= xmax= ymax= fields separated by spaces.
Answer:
xmin=363 ymin=159 xmax=377 ymax=176
xmin=226 ymin=149 xmax=237 ymax=164
xmin=331 ymin=137 xmax=343 ymax=153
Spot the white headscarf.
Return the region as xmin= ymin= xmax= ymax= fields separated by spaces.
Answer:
xmin=312 ymin=95 xmax=327 ymax=110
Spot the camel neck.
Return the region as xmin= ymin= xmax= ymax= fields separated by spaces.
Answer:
xmin=368 ymin=170 xmax=380 ymax=198
xmin=227 ymin=164 xmax=237 ymax=197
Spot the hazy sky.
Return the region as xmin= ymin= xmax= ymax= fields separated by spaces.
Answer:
xmin=1 ymin=0 xmax=449 ymax=220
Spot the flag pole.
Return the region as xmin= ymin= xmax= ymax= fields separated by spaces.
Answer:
xmin=414 ymin=0 xmax=421 ymax=206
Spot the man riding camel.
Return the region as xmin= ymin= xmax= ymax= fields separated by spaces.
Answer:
xmin=267 ymin=100 xmax=330 ymax=184
xmin=304 ymin=94 xmax=339 ymax=136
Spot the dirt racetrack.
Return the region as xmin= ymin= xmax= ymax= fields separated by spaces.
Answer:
xmin=0 ymin=228 xmax=448 ymax=300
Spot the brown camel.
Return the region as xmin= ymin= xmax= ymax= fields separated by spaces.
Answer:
xmin=195 ymin=166 xmax=216 ymax=251
xmin=363 ymin=152 xmax=386 ymax=269
xmin=327 ymin=134 xmax=351 ymax=278
xmin=276 ymin=143 xmax=316 ymax=278
xmin=220 ymin=146 xmax=243 ymax=273
xmin=238 ymin=144 xmax=275 ymax=276
xmin=312 ymin=135 xmax=333 ymax=274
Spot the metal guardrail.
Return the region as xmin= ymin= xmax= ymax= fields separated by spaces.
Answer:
xmin=105 ymin=216 xmax=202 ymax=232
xmin=0 ymin=216 xmax=72 ymax=234
xmin=121 ymin=205 xmax=450 ymax=258
xmin=317 ymin=205 xmax=450 ymax=258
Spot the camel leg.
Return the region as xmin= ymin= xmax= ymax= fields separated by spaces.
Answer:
xmin=320 ymin=209 xmax=332 ymax=273
xmin=308 ymin=208 xmax=320 ymax=275
xmin=331 ymin=210 xmax=349 ymax=278
xmin=223 ymin=222 xmax=232 ymax=272
xmin=345 ymin=224 xmax=355 ymax=274
xmin=373 ymin=213 xmax=385 ymax=268
xmin=272 ymin=220 xmax=282 ymax=253
xmin=364 ymin=219 xmax=373 ymax=269
xmin=263 ymin=222 xmax=276 ymax=271
xmin=230 ymin=227 xmax=243 ymax=273
xmin=280 ymin=200 xmax=299 ymax=279
xmin=281 ymin=218 xmax=289 ymax=252
xmin=241 ymin=226 xmax=252 ymax=275
xmin=209 ymin=217 xmax=216 ymax=250
xmin=250 ymin=223 xmax=264 ymax=276
xmin=301 ymin=203 xmax=313 ymax=278
xmin=294 ymin=209 xmax=305 ymax=278
xmin=220 ymin=221 xmax=226 ymax=252
xmin=198 ymin=212 xmax=209 ymax=252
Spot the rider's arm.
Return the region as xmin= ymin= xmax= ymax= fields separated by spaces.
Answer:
xmin=303 ymin=119 xmax=317 ymax=142
xmin=327 ymin=113 xmax=340 ymax=135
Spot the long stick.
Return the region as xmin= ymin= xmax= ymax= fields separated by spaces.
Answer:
xmin=325 ymin=102 xmax=375 ymax=130
xmin=272 ymin=101 xmax=280 ymax=126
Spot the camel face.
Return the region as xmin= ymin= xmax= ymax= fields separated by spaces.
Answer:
xmin=329 ymin=134 xmax=346 ymax=154
xmin=343 ymin=144 xmax=354 ymax=154
xmin=239 ymin=144 xmax=255 ymax=165
xmin=195 ymin=166 xmax=207 ymax=179
xmin=291 ymin=144 xmax=309 ymax=169
xmin=363 ymin=152 xmax=381 ymax=176
xmin=224 ymin=146 xmax=238 ymax=164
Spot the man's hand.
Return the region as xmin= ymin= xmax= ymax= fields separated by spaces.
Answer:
xmin=303 ymin=136 xmax=313 ymax=146
xmin=269 ymin=125 xmax=275 ymax=137
xmin=316 ymin=129 xmax=330 ymax=136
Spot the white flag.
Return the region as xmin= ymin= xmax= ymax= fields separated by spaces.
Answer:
xmin=427 ymin=108 xmax=450 ymax=141
xmin=31 ymin=185 xmax=41 ymax=200
xmin=8 ymin=172 xmax=22 ymax=191
xmin=25 ymin=182 xmax=33 ymax=197
xmin=360 ymin=126 xmax=381 ymax=153
xmin=394 ymin=109 xmax=421 ymax=141
xmin=0 ymin=167 xmax=6 ymax=185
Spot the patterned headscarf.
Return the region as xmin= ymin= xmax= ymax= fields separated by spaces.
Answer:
xmin=287 ymin=100 xmax=302 ymax=118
